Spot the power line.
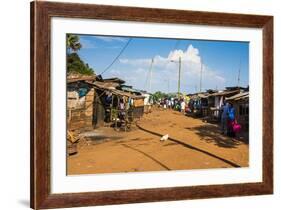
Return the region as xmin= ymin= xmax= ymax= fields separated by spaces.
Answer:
xmin=100 ymin=38 xmax=132 ymax=75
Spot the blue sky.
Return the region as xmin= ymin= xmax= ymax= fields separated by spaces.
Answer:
xmin=73 ymin=34 xmax=249 ymax=94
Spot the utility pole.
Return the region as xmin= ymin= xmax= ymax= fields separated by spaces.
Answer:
xmin=200 ymin=58 xmax=203 ymax=92
xmin=178 ymin=56 xmax=181 ymax=98
xmin=237 ymin=59 xmax=241 ymax=87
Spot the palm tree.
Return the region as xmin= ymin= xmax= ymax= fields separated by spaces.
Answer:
xmin=66 ymin=34 xmax=82 ymax=53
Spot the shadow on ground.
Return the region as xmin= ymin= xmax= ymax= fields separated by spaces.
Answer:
xmin=136 ymin=123 xmax=241 ymax=168
xmin=186 ymin=124 xmax=248 ymax=148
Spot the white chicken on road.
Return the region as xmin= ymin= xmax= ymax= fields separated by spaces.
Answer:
xmin=160 ymin=134 xmax=169 ymax=142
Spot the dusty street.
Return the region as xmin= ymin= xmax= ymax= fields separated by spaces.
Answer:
xmin=67 ymin=108 xmax=249 ymax=175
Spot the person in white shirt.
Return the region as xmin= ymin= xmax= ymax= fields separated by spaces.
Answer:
xmin=180 ymin=100 xmax=186 ymax=114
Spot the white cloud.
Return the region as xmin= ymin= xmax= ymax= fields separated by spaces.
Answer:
xmin=119 ymin=58 xmax=151 ymax=66
xmin=95 ymin=36 xmax=128 ymax=42
xmin=106 ymin=45 xmax=226 ymax=93
xmin=168 ymin=45 xmax=201 ymax=63
xmin=120 ymin=45 xmax=202 ymax=69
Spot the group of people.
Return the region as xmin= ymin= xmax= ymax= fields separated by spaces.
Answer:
xmin=159 ymin=98 xmax=186 ymax=114
xmin=220 ymin=101 xmax=241 ymax=137
xmin=158 ymin=97 xmax=241 ymax=138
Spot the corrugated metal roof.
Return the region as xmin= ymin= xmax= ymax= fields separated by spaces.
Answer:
xmin=93 ymin=81 xmax=144 ymax=99
xmin=197 ymin=93 xmax=209 ymax=98
xmin=67 ymin=75 xmax=96 ymax=83
xmin=226 ymin=92 xmax=249 ymax=101
xmin=120 ymin=86 xmax=142 ymax=95
xmin=93 ymin=81 xmax=119 ymax=89
xmin=209 ymin=89 xmax=240 ymax=96
xmin=102 ymin=77 xmax=125 ymax=84
xmin=111 ymin=89 xmax=144 ymax=99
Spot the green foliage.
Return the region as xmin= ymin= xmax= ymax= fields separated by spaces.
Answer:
xmin=66 ymin=34 xmax=82 ymax=53
xmin=66 ymin=34 xmax=94 ymax=75
xmin=151 ymin=91 xmax=168 ymax=101
xmin=151 ymin=91 xmax=178 ymax=101
xmin=67 ymin=53 xmax=94 ymax=75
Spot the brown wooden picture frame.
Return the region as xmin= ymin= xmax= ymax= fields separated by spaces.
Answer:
xmin=30 ymin=1 xmax=273 ymax=209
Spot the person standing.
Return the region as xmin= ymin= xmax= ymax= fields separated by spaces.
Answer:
xmin=220 ymin=101 xmax=229 ymax=134
xmin=180 ymin=100 xmax=186 ymax=114
xmin=227 ymin=103 xmax=236 ymax=137
xmin=119 ymin=98 xmax=126 ymax=121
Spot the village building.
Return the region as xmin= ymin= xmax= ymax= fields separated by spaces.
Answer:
xmin=141 ymin=91 xmax=153 ymax=113
xmin=187 ymin=92 xmax=209 ymax=116
xmin=207 ymin=89 xmax=240 ymax=121
xmin=119 ymin=85 xmax=146 ymax=118
xmin=186 ymin=87 xmax=249 ymax=125
xmin=67 ymin=75 xmax=96 ymax=130
xmin=67 ymin=74 xmax=146 ymax=132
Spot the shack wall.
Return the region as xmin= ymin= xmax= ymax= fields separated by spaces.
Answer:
xmin=134 ymin=98 xmax=145 ymax=107
xmin=234 ymin=100 xmax=249 ymax=132
xmin=67 ymin=88 xmax=95 ymax=130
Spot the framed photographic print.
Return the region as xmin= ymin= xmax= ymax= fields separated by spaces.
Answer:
xmin=30 ymin=1 xmax=273 ymax=209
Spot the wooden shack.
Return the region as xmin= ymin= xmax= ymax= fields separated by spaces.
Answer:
xmin=198 ymin=93 xmax=209 ymax=117
xmin=131 ymin=96 xmax=145 ymax=118
xmin=142 ymin=92 xmax=152 ymax=113
xmin=67 ymin=75 xmax=146 ymax=130
xmin=67 ymin=75 xmax=96 ymax=130
xmin=92 ymin=79 xmax=145 ymax=128
xmin=119 ymin=85 xmax=145 ymax=118
xmin=207 ymin=89 xmax=240 ymax=121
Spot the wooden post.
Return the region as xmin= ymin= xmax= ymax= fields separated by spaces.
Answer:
xmin=115 ymin=96 xmax=119 ymax=130
xmin=110 ymin=95 xmax=114 ymax=122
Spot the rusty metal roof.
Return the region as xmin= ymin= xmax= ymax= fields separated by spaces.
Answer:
xmin=226 ymin=92 xmax=249 ymax=101
xmin=93 ymin=81 xmax=144 ymax=99
xmin=67 ymin=75 xmax=96 ymax=83
xmin=209 ymin=89 xmax=240 ymax=97
xmin=93 ymin=81 xmax=120 ymax=89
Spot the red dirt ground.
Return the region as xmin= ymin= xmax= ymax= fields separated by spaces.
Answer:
xmin=67 ymin=109 xmax=249 ymax=175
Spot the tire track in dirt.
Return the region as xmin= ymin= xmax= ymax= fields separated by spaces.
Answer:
xmin=136 ymin=123 xmax=241 ymax=168
xmin=121 ymin=144 xmax=171 ymax=170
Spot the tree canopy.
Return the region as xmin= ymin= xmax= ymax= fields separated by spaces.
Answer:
xmin=67 ymin=53 xmax=94 ymax=75
xmin=66 ymin=34 xmax=94 ymax=75
xmin=67 ymin=34 xmax=82 ymax=52
xmin=151 ymin=91 xmax=168 ymax=101
xmin=151 ymin=91 xmax=178 ymax=101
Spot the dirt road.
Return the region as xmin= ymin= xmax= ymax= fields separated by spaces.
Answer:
xmin=67 ymin=109 xmax=248 ymax=175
